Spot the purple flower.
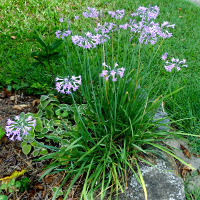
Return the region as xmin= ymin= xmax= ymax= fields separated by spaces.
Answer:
xmin=108 ymin=9 xmax=125 ymax=19
xmin=71 ymin=32 xmax=109 ymax=49
xmin=95 ymin=22 xmax=116 ymax=35
xmin=116 ymin=9 xmax=125 ymax=19
xmin=117 ymin=67 xmax=125 ymax=78
xmin=5 ymin=114 xmax=36 ymax=141
xmin=83 ymin=7 xmax=99 ymax=18
xmin=100 ymin=70 xmax=108 ymax=77
xmin=164 ymin=64 xmax=175 ymax=72
xmin=119 ymin=23 xmax=128 ymax=30
xmin=108 ymin=11 xmax=116 ymax=18
xmin=161 ymin=21 xmax=175 ymax=29
xmin=55 ymin=75 xmax=81 ymax=94
xmin=162 ymin=54 xmax=188 ymax=72
xmin=61 ymin=30 xmax=72 ymax=39
xmin=56 ymin=30 xmax=71 ymax=39
xmin=7 ymin=119 xmax=15 ymax=125
xmin=55 ymin=30 xmax=62 ymax=39
xmin=128 ymin=6 xmax=174 ymax=45
xmin=132 ymin=6 xmax=159 ymax=21
xmin=59 ymin=18 xmax=64 ymax=23
xmin=15 ymin=116 xmax=20 ymax=120
xmin=100 ymin=62 xmax=125 ymax=82
xmin=74 ymin=16 xmax=79 ymax=20
xmin=161 ymin=52 xmax=168 ymax=61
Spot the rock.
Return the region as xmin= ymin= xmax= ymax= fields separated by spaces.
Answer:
xmin=186 ymin=173 xmax=200 ymax=193
xmin=117 ymin=159 xmax=185 ymax=200
xmin=165 ymin=138 xmax=200 ymax=170
xmin=189 ymin=0 xmax=200 ymax=6
xmin=153 ymin=105 xmax=171 ymax=132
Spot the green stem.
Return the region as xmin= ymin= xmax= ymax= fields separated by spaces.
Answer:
xmin=133 ymin=44 xmax=142 ymax=102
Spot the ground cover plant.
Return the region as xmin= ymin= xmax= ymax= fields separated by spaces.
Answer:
xmin=0 ymin=0 xmax=200 ymax=199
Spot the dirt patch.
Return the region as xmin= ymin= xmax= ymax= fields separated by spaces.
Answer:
xmin=0 ymin=91 xmax=62 ymax=199
xmin=0 ymin=91 xmax=38 ymax=128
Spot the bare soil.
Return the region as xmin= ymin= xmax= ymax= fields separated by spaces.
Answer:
xmin=0 ymin=90 xmax=73 ymax=200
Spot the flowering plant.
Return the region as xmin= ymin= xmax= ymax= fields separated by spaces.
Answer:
xmin=55 ymin=5 xmax=175 ymax=49
xmin=161 ymin=52 xmax=188 ymax=72
xmin=55 ymin=75 xmax=81 ymax=94
xmin=8 ymin=4 xmax=192 ymax=200
xmin=100 ymin=62 xmax=125 ymax=82
xmin=5 ymin=113 xmax=36 ymax=141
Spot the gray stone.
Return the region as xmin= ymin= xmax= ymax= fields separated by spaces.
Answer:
xmin=153 ymin=106 xmax=171 ymax=132
xmin=186 ymin=174 xmax=200 ymax=193
xmin=164 ymin=138 xmax=200 ymax=195
xmin=116 ymin=160 xmax=185 ymax=200
xmin=188 ymin=0 xmax=200 ymax=6
xmin=165 ymin=138 xmax=200 ymax=170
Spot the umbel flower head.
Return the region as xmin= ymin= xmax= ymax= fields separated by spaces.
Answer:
xmin=129 ymin=5 xmax=175 ymax=45
xmin=55 ymin=30 xmax=71 ymax=39
xmin=161 ymin=53 xmax=188 ymax=72
xmin=100 ymin=62 xmax=125 ymax=82
xmin=5 ymin=114 xmax=36 ymax=141
xmin=82 ymin=7 xmax=99 ymax=18
xmin=55 ymin=75 xmax=82 ymax=94
xmin=71 ymin=32 xmax=110 ymax=49
xmin=108 ymin=9 xmax=125 ymax=20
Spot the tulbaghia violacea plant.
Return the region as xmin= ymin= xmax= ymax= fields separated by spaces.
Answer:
xmin=55 ymin=75 xmax=81 ymax=94
xmin=5 ymin=115 xmax=36 ymax=141
xmin=100 ymin=62 xmax=125 ymax=82
xmin=129 ymin=5 xmax=175 ymax=44
xmin=82 ymin=7 xmax=99 ymax=18
xmin=131 ymin=6 xmax=160 ymax=22
xmin=55 ymin=6 xmax=175 ymax=48
xmin=55 ymin=30 xmax=71 ymax=39
xmin=108 ymin=9 xmax=125 ymax=20
xmin=95 ymin=22 xmax=117 ymax=35
xmin=71 ymin=32 xmax=110 ymax=49
xmin=161 ymin=53 xmax=188 ymax=72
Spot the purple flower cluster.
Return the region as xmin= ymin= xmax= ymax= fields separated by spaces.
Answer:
xmin=82 ymin=7 xmax=99 ymax=18
xmin=55 ymin=30 xmax=71 ymax=39
xmin=71 ymin=32 xmax=110 ymax=49
xmin=55 ymin=6 xmax=175 ymax=48
xmin=161 ymin=53 xmax=188 ymax=72
xmin=100 ymin=62 xmax=125 ymax=82
xmin=119 ymin=23 xmax=129 ymax=30
xmin=5 ymin=115 xmax=36 ymax=141
xmin=95 ymin=22 xmax=117 ymax=35
xmin=128 ymin=6 xmax=175 ymax=44
xmin=108 ymin=9 xmax=125 ymax=20
xmin=138 ymin=21 xmax=174 ymax=44
xmin=131 ymin=6 xmax=160 ymax=22
xmin=55 ymin=75 xmax=81 ymax=94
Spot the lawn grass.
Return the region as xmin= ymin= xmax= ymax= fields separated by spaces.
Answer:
xmin=0 ymin=0 xmax=200 ymax=198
